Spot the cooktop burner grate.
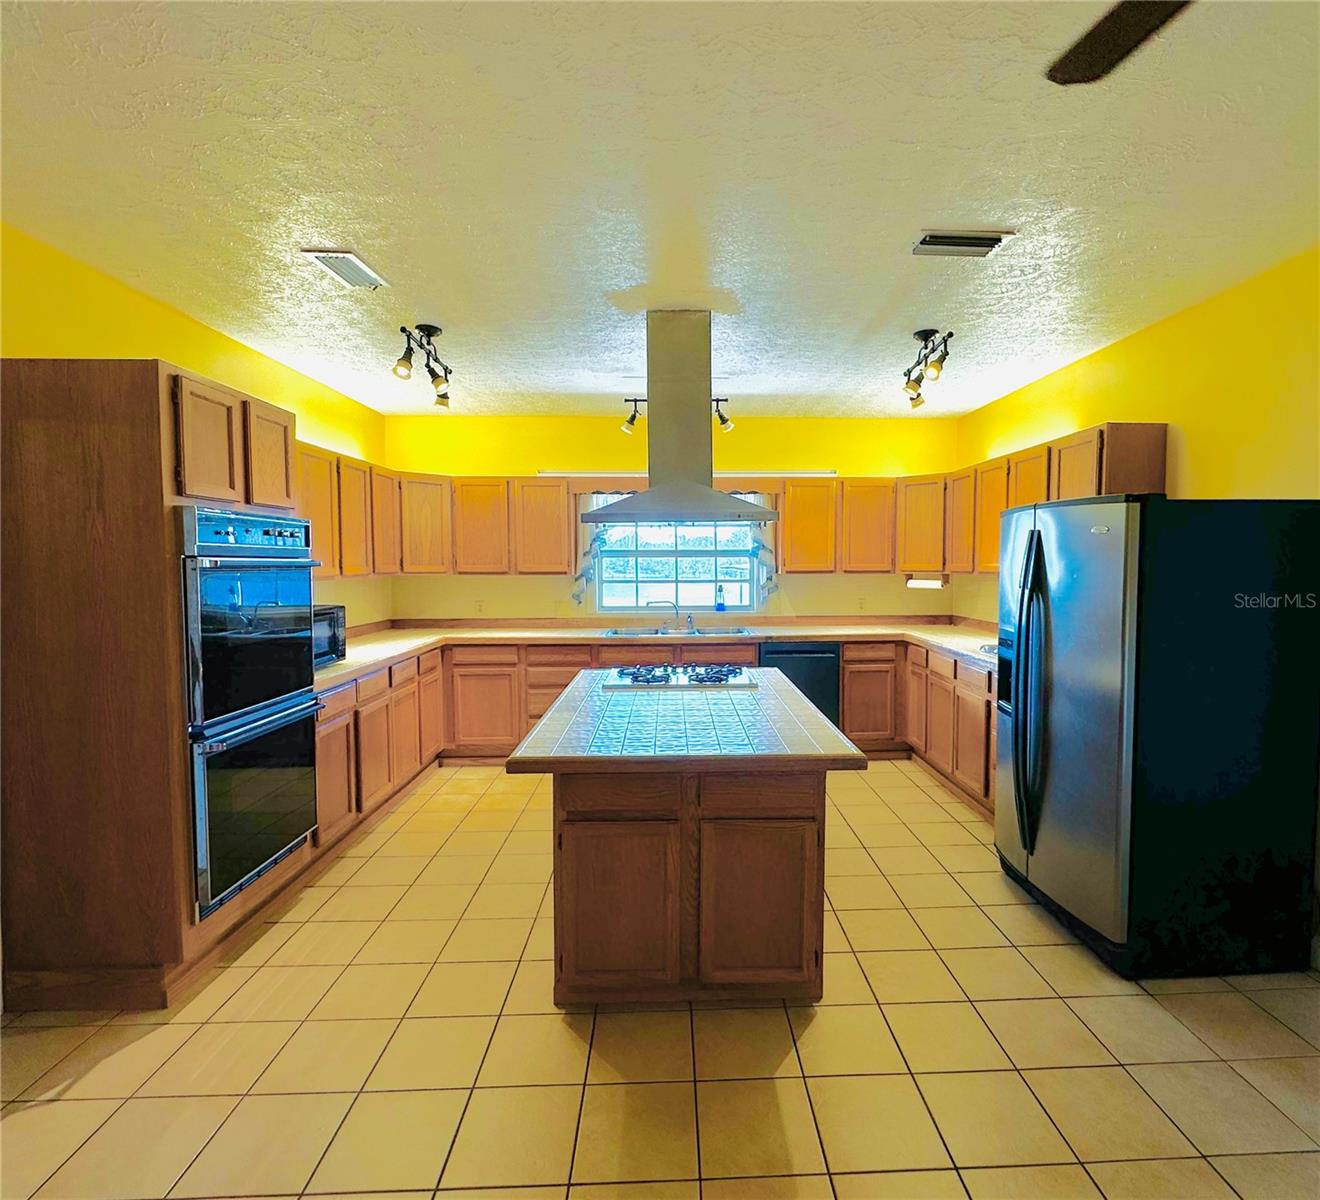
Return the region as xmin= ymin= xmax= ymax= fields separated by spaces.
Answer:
xmin=604 ymin=664 xmax=758 ymax=690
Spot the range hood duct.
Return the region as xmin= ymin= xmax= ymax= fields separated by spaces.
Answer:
xmin=582 ymin=310 xmax=777 ymax=525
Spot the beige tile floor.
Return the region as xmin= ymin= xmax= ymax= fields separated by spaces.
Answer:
xmin=3 ymin=757 xmax=1319 ymax=1200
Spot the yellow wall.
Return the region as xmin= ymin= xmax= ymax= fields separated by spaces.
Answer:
xmin=956 ymin=245 xmax=1320 ymax=500
xmin=0 ymin=224 xmax=387 ymax=460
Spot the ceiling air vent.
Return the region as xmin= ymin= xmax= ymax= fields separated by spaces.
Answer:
xmin=300 ymin=249 xmax=388 ymax=289
xmin=912 ymin=230 xmax=1014 ymax=258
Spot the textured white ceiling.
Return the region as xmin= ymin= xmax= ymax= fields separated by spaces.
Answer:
xmin=2 ymin=2 xmax=1317 ymax=416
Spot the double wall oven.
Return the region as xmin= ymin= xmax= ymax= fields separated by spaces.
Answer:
xmin=181 ymin=507 xmax=321 ymax=918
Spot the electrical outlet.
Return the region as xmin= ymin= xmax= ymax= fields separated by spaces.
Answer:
xmin=857 ymin=596 xmax=865 ymax=612
xmin=474 ymin=599 xmax=485 ymax=615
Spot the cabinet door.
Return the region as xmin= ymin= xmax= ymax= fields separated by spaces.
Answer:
xmin=905 ymin=663 xmax=927 ymax=752
xmin=839 ymin=479 xmax=895 ymax=572
xmin=842 ymin=662 xmax=897 ymax=742
xmin=1008 ymin=445 xmax=1050 ymax=508
xmin=781 ymin=480 xmax=837 ymax=572
xmin=513 ymin=478 xmax=571 ymax=574
xmin=356 ymin=694 xmax=394 ymax=812
xmin=952 ymin=684 xmax=990 ymax=797
xmin=400 ymin=475 xmax=452 ymax=573
xmin=925 ymin=673 xmax=955 ymax=775
xmin=450 ymin=665 xmax=521 ymax=752
xmin=453 ymin=479 xmax=511 ymax=573
xmin=371 ymin=467 xmax=401 ymax=574
xmin=295 ymin=443 xmax=340 ymax=579
xmin=896 ymin=474 xmax=946 ymax=572
xmin=418 ymin=667 xmax=444 ymax=761
xmin=390 ymin=680 xmax=422 ymax=785
xmin=315 ymin=710 xmax=357 ymax=845
xmin=175 ymin=375 xmax=244 ymax=502
xmin=699 ymin=818 xmax=819 ymax=986
xmin=338 ymin=457 xmax=373 ymax=577
xmin=558 ymin=821 xmax=681 ymax=991
xmin=974 ymin=458 xmax=1009 ymax=574
xmin=245 ymin=398 xmax=296 ymax=509
xmin=1049 ymin=428 xmax=1102 ymax=500
xmin=944 ymin=468 xmax=975 ymax=574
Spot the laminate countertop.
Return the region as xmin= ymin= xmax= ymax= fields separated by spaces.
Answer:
xmin=506 ymin=667 xmax=868 ymax=774
xmin=313 ymin=621 xmax=998 ymax=691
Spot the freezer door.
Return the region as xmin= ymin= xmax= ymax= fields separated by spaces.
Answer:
xmin=994 ymin=506 xmax=1037 ymax=875
xmin=1025 ymin=499 xmax=1139 ymax=943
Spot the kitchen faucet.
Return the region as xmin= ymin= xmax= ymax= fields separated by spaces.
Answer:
xmin=646 ymin=599 xmax=689 ymax=633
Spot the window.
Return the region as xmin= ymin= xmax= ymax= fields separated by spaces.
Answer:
xmin=594 ymin=521 xmax=765 ymax=611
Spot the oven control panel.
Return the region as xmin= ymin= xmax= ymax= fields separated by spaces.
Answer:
xmin=182 ymin=506 xmax=312 ymax=557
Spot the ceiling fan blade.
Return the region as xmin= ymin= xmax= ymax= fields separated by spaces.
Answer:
xmin=1047 ymin=1 xmax=1192 ymax=85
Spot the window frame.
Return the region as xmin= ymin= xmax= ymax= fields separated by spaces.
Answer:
xmin=591 ymin=520 xmax=762 ymax=613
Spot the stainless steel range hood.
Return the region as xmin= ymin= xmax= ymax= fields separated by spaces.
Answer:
xmin=582 ymin=311 xmax=777 ymax=525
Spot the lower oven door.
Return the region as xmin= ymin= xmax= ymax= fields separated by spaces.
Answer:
xmin=191 ymin=695 xmax=321 ymax=918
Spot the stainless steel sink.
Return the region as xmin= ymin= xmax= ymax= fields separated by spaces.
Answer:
xmin=605 ymin=627 xmax=752 ymax=637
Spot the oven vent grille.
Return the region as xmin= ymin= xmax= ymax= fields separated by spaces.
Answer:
xmin=300 ymin=249 xmax=388 ymax=289
xmin=912 ymin=230 xmax=1014 ymax=258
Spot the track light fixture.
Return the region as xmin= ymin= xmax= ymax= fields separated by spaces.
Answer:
xmin=391 ymin=323 xmax=453 ymax=407
xmin=618 ymin=397 xmax=739 ymax=435
xmin=901 ymin=328 xmax=954 ymax=409
xmin=620 ymin=398 xmax=644 ymax=435
xmin=713 ymin=399 xmax=735 ymax=434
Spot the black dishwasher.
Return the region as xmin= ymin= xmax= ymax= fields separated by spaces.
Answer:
xmin=758 ymin=642 xmax=842 ymax=727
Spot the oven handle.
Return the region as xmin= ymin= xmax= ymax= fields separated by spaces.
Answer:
xmin=195 ymin=697 xmax=323 ymax=753
xmin=192 ymin=556 xmax=320 ymax=569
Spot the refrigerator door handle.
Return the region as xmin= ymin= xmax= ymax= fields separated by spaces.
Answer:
xmin=1023 ymin=572 xmax=1047 ymax=842
xmin=1010 ymin=528 xmax=1041 ymax=854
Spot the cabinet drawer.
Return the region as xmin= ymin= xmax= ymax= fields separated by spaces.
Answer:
xmin=356 ymin=669 xmax=389 ymax=703
xmin=527 ymin=665 xmax=582 ymax=688
xmin=526 ymin=645 xmax=594 ymax=667
xmin=700 ymin=774 xmax=823 ymax=818
xmin=597 ymin=645 xmax=678 ymax=667
xmin=907 ymin=646 xmax=928 ymax=668
xmin=418 ymin=648 xmax=441 ymax=676
xmin=956 ymin=663 xmax=993 ymax=694
xmin=557 ymin=773 xmax=682 ymax=819
xmin=390 ymin=658 xmax=418 ymax=687
xmin=678 ymin=644 xmax=758 ymax=665
xmin=843 ymin=642 xmax=897 ymax=662
xmin=449 ymin=644 xmax=520 ymax=666
xmin=527 ymin=685 xmax=568 ymax=720
xmin=317 ymin=683 xmax=356 ymax=722
xmin=928 ymin=652 xmax=956 ymax=680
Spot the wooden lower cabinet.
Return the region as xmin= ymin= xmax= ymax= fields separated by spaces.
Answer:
xmin=314 ymin=709 xmax=357 ymax=846
xmin=419 ymin=667 xmax=444 ymax=761
xmin=905 ymin=659 xmax=928 ymax=752
xmin=557 ymin=820 xmax=681 ymax=992
xmin=952 ymin=682 xmax=990 ymax=798
xmin=450 ymin=665 xmax=522 ymax=754
xmin=389 ymin=679 xmax=422 ymax=784
xmin=925 ymin=671 xmax=955 ymax=776
xmin=356 ymin=693 xmax=394 ymax=812
xmin=841 ymin=662 xmax=897 ymax=747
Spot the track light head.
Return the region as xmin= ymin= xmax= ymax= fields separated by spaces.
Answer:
xmin=713 ymin=400 xmax=735 ymax=433
xmin=426 ymin=361 xmax=450 ymax=404
xmin=924 ymin=350 xmax=946 ymax=381
xmin=903 ymin=370 xmax=924 ymax=398
xmin=393 ymin=350 xmax=414 ymax=380
xmin=620 ymin=398 xmax=644 ymax=435
xmin=909 ymin=392 xmax=925 ymax=410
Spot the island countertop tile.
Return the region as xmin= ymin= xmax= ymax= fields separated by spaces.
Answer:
xmin=505 ymin=667 xmax=868 ymax=773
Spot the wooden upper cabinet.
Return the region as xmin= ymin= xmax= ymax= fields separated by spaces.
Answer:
xmin=453 ymin=479 xmax=511 ymax=573
xmin=1008 ymin=445 xmax=1050 ymax=508
xmin=974 ymin=458 xmax=1009 ymax=574
xmin=944 ymin=467 xmax=975 ymax=574
xmin=895 ymin=474 xmax=946 ymax=573
xmin=839 ymin=479 xmax=895 ymax=572
xmin=338 ymin=456 xmax=373 ymax=576
xmin=513 ymin=478 xmax=571 ymax=574
xmin=174 ymin=374 xmax=244 ymax=503
xmin=1048 ymin=428 xmax=1102 ymax=501
xmin=370 ymin=468 xmax=401 ymax=574
xmin=295 ymin=443 xmax=339 ymax=578
xmin=244 ymin=397 xmax=296 ymax=509
xmin=1095 ymin=422 xmax=1168 ymax=496
xmin=400 ymin=474 xmax=452 ymax=573
xmin=781 ymin=479 xmax=837 ymax=573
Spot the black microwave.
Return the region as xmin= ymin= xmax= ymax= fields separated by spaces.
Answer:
xmin=312 ymin=605 xmax=347 ymax=668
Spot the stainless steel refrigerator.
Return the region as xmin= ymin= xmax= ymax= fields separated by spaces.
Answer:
xmin=995 ymin=495 xmax=1319 ymax=978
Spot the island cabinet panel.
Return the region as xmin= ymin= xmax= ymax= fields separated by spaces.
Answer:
xmin=418 ymin=653 xmax=444 ymax=761
xmin=896 ymin=474 xmax=946 ymax=573
xmin=450 ymin=665 xmax=522 ymax=753
xmin=1008 ymin=445 xmax=1050 ymax=508
xmin=558 ymin=820 xmax=681 ymax=991
xmin=842 ymin=662 xmax=897 ymax=746
xmin=944 ymin=467 xmax=976 ymax=574
xmin=356 ymin=693 xmax=394 ymax=812
xmin=839 ymin=479 xmax=895 ymax=572
xmin=338 ymin=457 xmax=374 ymax=576
xmin=699 ymin=818 xmax=819 ymax=987
xmin=295 ymin=443 xmax=340 ymax=578
xmin=513 ymin=478 xmax=572 ymax=574
xmin=974 ymin=458 xmax=1010 ymax=574
xmin=389 ymin=678 xmax=422 ymax=784
xmin=244 ymin=397 xmax=296 ymax=509
xmin=1048 ymin=428 xmax=1102 ymax=501
xmin=400 ymin=475 xmax=452 ymax=573
xmin=314 ymin=707 xmax=357 ymax=847
xmin=781 ymin=479 xmax=837 ymax=572
xmin=174 ymin=374 xmax=245 ymax=503
xmin=453 ymin=479 xmax=511 ymax=573
xmin=370 ymin=467 xmax=401 ymax=574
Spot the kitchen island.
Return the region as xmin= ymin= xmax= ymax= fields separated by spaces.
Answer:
xmin=506 ymin=666 xmax=866 ymax=1004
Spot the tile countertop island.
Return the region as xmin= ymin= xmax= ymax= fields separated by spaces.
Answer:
xmin=506 ymin=667 xmax=866 ymax=1005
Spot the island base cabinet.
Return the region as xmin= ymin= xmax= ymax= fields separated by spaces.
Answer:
xmin=699 ymin=818 xmax=819 ymax=989
xmin=557 ymin=821 xmax=680 ymax=998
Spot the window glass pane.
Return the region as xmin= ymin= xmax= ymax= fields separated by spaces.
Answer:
xmin=637 ymin=555 xmax=676 ymax=581
xmin=600 ymin=556 xmax=636 ymax=581
xmin=638 ymin=582 xmax=676 ymax=607
xmin=601 ymin=524 xmax=636 ymax=551
xmin=638 ymin=524 xmax=676 ymax=550
xmin=717 ymin=524 xmax=754 ymax=550
xmin=676 ymin=523 xmax=716 ymax=550
xmin=717 ymin=556 xmax=751 ymax=581
xmin=677 ymin=557 xmax=715 ymax=581
xmin=601 ymin=582 xmax=637 ymax=608
xmin=677 ymin=582 xmax=717 ymax=607
xmin=721 ymin=582 xmax=751 ymax=606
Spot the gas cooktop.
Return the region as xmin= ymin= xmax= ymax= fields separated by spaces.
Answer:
xmin=603 ymin=664 xmax=758 ymax=690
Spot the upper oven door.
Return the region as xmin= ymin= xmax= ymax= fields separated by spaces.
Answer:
xmin=184 ymin=557 xmax=315 ymax=729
